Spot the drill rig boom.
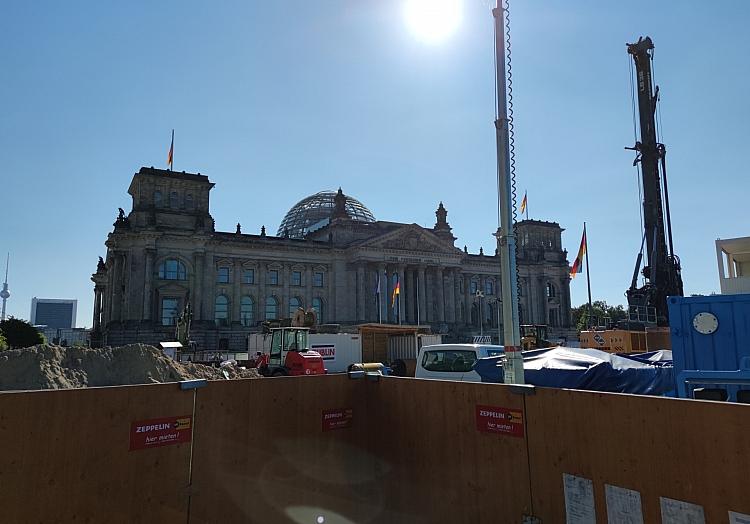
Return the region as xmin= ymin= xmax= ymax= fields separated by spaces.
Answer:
xmin=625 ymin=36 xmax=683 ymax=326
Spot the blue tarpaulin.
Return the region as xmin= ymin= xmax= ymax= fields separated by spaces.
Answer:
xmin=473 ymin=347 xmax=674 ymax=395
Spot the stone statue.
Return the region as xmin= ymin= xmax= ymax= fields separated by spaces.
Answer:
xmin=175 ymin=300 xmax=192 ymax=347
xmin=236 ymin=223 xmax=241 ymax=234
xmin=260 ymin=225 xmax=266 ymax=237
xmin=118 ymin=208 xmax=125 ymax=220
xmin=97 ymin=256 xmax=106 ymax=272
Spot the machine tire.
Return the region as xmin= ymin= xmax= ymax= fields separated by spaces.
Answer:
xmin=391 ymin=359 xmax=407 ymax=377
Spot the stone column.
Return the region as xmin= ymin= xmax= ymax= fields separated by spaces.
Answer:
xmin=398 ymin=265 xmax=406 ymax=324
xmin=357 ymin=264 xmax=365 ymax=322
xmin=384 ymin=266 xmax=392 ymax=323
xmin=425 ymin=269 xmax=434 ymax=323
xmin=445 ymin=269 xmax=455 ymax=323
xmin=282 ymin=264 xmax=290 ymax=318
xmin=258 ymin=261 xmax=266 ymax=321
xmin=377 ymin=263 xmax=386 ymax=323
xmin=142 ymin=249 xmax=155 ymax=321
xmin=203 ymin=255 xmax=215 ymax=322
xmin=111 ymin=253 xmax=123 ymax=322
xmin=452 ymin=269 xmax=461 ymax=323
xmin=417 ymin=266 xmax=427 ymax=325
xmin=92 ymin=287 xmax=102 ymax=330
xmin=232 ymin=259 xmax=241 ymax=323
xmin=193 ymin=252 xmax=204 ymax=321
xmin=406 ymin=268 xmax=416 ymax=323
xmin=464 ymin=273 xmax=472 ymax=327
xmin=435 ymin=267 xmax=445 ymax=323
xmin=305 ymin=265 xmax=313 ymax=311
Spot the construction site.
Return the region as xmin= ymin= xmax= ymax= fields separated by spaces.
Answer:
xmin=2 ymin=1 xmax=750 ymax=523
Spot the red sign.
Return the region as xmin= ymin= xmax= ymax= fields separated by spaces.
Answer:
xmin=475 ymin=405 xmax=524 ymax=437
xmin=129 ymin=415 xmax=192 ymax=451
xmin=322 ymin=408 xmax=353 ymax=431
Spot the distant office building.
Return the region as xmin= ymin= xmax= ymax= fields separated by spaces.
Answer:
xmin=30 ymin=298 xmax=77 ymax=329
xmin=39 ymin=326 xmax=90 ymax=347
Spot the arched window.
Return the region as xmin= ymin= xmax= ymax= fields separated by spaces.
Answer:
xmin=154 ymin=190 xmax=163 ymax=208
xmin=312 ymin=298 xmax=323 ymax=324
xmin=289 ymin=297 xmax=302 ymax=317
xmin=240 ymin=296 xmax=254 ymax=327
xmin=265 ymin=297 xmax=278 ymax=320
xmin=215 ymin=295 xmax=229 ymax=326
xmin=158 ymin=259 xmax=187 ymax=280
xmin=170 ymin=191 xmax=179 ymax=208
xmin=546 ymin=282 xmax=556 ymax=298
xmin=185 ymin=194 xmax=194 ymax=210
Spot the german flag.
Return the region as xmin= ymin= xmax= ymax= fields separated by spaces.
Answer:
xmin=519 ymin=191 xmax=527 ymax=214
xmin=391 ymin=279 xmax=400 ymax=308
xmin=167 ymin=129 xmax=174 ymax=170
xmin=570 ymin=225 xmax=587 ymax=278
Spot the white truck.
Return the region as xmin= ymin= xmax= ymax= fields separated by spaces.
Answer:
xmin=248 ymin=331 xmax=442 ymax=374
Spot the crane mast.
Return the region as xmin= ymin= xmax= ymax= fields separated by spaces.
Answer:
xmin=625 ymin=37 xmax=683 ymax=326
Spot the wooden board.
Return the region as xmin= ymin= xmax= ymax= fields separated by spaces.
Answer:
xmin=526 ymin=387 xmax=750 ymax=522
xmin=363 ymin=378 xmax=533 ymax=523
xmin=0 ymin=383 xmax=193 ymax=523
xmin=188 ymin=375 xmax=379 ymax=524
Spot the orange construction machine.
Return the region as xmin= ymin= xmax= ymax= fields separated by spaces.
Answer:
xmin=258 ymin=327 xmax=325 ymax=377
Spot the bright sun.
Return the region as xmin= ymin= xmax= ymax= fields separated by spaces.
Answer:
xmin=404 ymin=0 xmax=462 ymax=44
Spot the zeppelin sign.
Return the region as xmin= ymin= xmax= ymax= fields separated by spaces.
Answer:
xmin=475 ymin=405 xmax=524 ymax=438
xmin=129 ymin=415 xmax=193 ymax=451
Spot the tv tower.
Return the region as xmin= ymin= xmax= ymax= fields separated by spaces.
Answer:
xmin=1 ymin=253 xmax=9 ymax=321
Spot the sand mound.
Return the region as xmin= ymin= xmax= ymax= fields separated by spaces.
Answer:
xmin=0 ymin=344 xmax=260 ymax=391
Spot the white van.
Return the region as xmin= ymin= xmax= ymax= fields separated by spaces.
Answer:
xmin=415 ymin=344 xmax=505 ymax=382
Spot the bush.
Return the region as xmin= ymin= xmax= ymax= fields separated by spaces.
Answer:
xmin=0 ymin=330 xmax=7 ymax=351
xmin=0 ymin=317 xmax=45 ymax=349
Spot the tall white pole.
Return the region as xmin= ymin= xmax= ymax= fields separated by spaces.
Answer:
xmin=493 ymin=1 xmax=524 ymax=383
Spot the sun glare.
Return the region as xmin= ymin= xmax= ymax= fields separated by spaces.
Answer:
xmin=404 ymin=0 xmax=462 ymax=44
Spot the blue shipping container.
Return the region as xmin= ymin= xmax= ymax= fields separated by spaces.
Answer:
xmin=668 ymin=293 xmax=750 ymax=400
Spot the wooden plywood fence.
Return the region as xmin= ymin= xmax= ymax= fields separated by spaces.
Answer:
xmin=2 ymin=375 xmax=750 ymax=523
xmin=525 ymin=388 xmax=750 ymax=523
xmin=0 ymin=383 xmax=194 ymax=523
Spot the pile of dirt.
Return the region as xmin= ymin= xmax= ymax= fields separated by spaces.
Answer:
xmin=0 ymin=344 xmax=260 ymax=391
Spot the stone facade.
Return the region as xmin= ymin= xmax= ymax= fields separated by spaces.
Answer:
xmin=91 ymin=167 xmax=573 ymax=350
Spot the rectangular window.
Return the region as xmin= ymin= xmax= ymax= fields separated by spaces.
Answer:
xmin=291 ymin=271 xmax=302 ymax=286
xmin=217 ymin=267 xmax=230 ymax=283
xmin=313 ymin=271 xmax=324 ymax=287
xmin=243 ymin=269 xmax=255 ymax=284
xmin=485 ymin=281 xmax=494 ymax=295
xmin=470 ymin=281 xmax=478 ymax=295
xmin=269 ymin=270 xmax=279 ymax=285
xmin=161 ymin=298 xmax=179 ymax=326
xmin=421 ymin=350 xmax=477 ymax=373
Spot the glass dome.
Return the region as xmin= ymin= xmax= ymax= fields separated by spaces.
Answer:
xmin=277 ymin=190 xmax=376 ymax=238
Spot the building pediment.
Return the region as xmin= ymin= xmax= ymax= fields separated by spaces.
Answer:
xmin=356 ymin=224 xmax=459 ymax=255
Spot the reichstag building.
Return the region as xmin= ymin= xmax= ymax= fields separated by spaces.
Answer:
xmin=91 ymin=167 xmax=573 ymax=350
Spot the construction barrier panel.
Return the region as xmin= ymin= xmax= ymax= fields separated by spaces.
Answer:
xmin=187 ymin=374 xmax=376 ymax=524
xmin=362 ymin=377 xmax=532 ymax=523
xmin=0 ymin=383 xmax=194 ymax=523
xmin=4 ymin=376 xmax=750 ymax=523
xmin=525 ymin=387 xmax=750 ymax=523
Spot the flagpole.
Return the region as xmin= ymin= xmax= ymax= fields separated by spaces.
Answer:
xmin=584 ymin=222 xmax=593 ymax=328
xmin=525 ymin=194 xmax=529 ymax=220
xmin=170 ymin=129 xmax=174 ymax=171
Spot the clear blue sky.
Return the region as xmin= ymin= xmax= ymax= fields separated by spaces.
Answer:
xmin=1 ymin=0 xmax=748 ymax=327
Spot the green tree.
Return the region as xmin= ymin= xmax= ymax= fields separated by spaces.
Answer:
xmin=0 ymin=317 xmax=45 ymax=349
xmin=0 ymin=330 xmax=7 ymax=351
xmin=571 ymin=301 xmax=627 ymax=333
